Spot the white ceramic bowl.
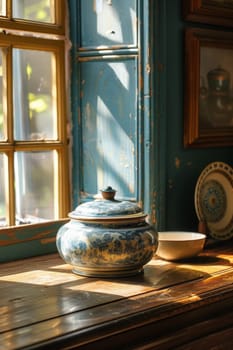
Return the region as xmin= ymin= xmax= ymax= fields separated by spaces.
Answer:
xmin=156 ymin=231 xmax=206 ymax=261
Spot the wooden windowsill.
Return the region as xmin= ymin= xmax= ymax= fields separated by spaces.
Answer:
xmin=1 ymin=241 xmax=233 ymax=349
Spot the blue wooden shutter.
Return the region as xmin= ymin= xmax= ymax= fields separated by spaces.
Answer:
xmin=70 ymin=0 xmax=152 ymax=214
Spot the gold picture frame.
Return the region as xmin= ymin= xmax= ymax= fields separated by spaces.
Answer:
xmin=183 ymin=0 xmax=233 ymax=28
xmin=184 ymin=28 xmax=233 ymax=148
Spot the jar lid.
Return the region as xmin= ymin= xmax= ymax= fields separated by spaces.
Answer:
xmin=69 ymin=187 xmax=145 ymax=222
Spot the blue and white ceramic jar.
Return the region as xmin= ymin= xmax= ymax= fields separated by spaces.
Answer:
xmin=56 ymin=187 xmax=157 ymax=277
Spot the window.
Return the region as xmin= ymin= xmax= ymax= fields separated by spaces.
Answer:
xmin=0 ymin=0 xmax=69 ymax=258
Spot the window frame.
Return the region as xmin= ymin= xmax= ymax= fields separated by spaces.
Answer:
xmin=0 ymin=0 xmax=65 ymax=35
xmin=0 ymin=3 xmax=70 ymax=260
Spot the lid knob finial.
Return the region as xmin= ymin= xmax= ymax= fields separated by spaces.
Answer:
xmin=101 ymin=186 xmax=116 ymax=200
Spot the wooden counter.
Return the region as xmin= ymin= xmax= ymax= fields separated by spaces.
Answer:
xmin=1 ymin=242 xmax=233 ymax=349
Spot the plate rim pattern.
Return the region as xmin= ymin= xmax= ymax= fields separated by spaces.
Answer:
xmin=194 ymin=161 xmax=233 ymax=240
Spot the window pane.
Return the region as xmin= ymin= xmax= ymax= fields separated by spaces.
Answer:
xmin=0 ymin=153 xmax=7 ymax=227
xmin=15 ymin=151 xmax=58 ymax=225
xmin=13 ymin=49 xmax=57 ymax=141
xmin=0 ymin=49 xmax=4 ymax=140
xmin=0 ymin=0 xmax=6 ymax=16
xmin=13 ymin=0 xmax=55 ymax=23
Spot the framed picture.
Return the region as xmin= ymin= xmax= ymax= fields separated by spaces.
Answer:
xmin=183 ymin=0 xmax=233 ymax=27
xmin=184 ymin=28 xmax=233 ymax=148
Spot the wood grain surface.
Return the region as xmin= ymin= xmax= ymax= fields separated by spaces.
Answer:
xmin=0 ymin=242 xmax=233 ymax=349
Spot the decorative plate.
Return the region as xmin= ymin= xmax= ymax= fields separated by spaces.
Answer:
xmin=194 ymin=161 xmax=233 ymax=240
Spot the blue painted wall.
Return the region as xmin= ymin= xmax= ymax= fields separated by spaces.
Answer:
xmin=162 ymin=0 xmax=232 ymax=231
